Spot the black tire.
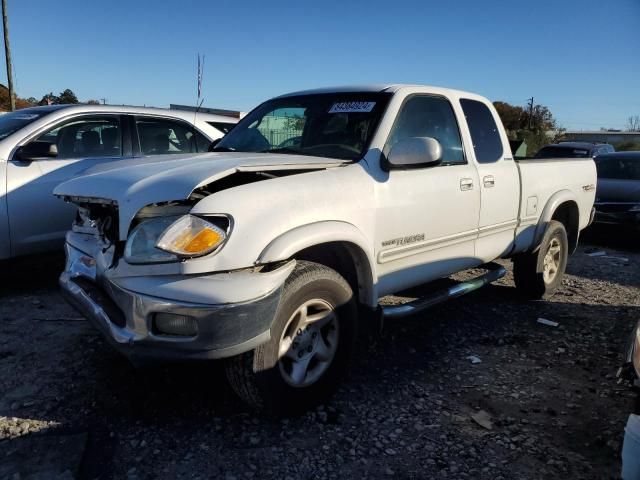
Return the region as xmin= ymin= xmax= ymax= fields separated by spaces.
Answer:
xmin=225 ymin=261 xmax=357 ymax=415
xmin=513 ymin=220 xmax=568 ymax=299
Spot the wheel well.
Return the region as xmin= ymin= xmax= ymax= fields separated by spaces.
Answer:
xmin=552 ymin=201 xmax=579 ymax=253
xmin=294 ymin=242 xmax=373 ymax=306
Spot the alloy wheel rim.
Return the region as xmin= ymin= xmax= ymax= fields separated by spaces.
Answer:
xmin=278 ymin=298 xmax=339 ymax=388
xmin=543 ymin=237 xmax=562 ymax=283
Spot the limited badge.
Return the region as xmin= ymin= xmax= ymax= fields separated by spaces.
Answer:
xmin=328 ymin=101 xmax=376 ymax=114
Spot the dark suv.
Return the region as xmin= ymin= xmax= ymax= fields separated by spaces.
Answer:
xmin=593 ymin=151 xmax=640 ymax=230
xmin=535 ymin=141 xmax=615 ymax=159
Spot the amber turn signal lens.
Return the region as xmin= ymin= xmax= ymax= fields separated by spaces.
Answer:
xmin=156 ymin=215 xmax=227 ymax=257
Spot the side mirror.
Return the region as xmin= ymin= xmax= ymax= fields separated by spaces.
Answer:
xmin=208 ymin=138 xmax=221 ymax=152
xmin=15 ymin=141 xmax=58 ymax=162
xmin=386 ymin=137 xmax=442 ymax=170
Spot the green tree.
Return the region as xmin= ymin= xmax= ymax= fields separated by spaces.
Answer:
xmin=57 ymin=89 xmax=79 ymax=104
xmin=38 ymin=89 xmax=80 ymax=105
xmin=616 ymin=141 xmax=640 ymax=151
xmin=493 ymin=100 xmax=560 ymax=155
xmin=38 ymin=92 xmax=58 ymax=105
xmin=493 ymin=101 xmax=526 ymax=131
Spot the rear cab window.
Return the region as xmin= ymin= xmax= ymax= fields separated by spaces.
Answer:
xmin=460 ymin=99 xmax=503 ymax=163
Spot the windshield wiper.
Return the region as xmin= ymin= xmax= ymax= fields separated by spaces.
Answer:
xmin=210 ymin=146 xmax=236 ymax=152
xmin=259 ymin=147 xmax=309 ymax=155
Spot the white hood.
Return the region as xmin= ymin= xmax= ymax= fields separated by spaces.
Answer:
xmin=54 ymin=152 xmax=348 ymax=237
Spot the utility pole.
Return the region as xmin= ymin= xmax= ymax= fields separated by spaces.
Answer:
xmin=527 ymin=97 xmax=534 ymax=130
xmin=1 ymin=0 xmax=14 ymax=111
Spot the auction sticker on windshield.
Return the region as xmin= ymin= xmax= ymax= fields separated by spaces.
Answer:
xmin=328 ymin=102 xmax=376 ymax=113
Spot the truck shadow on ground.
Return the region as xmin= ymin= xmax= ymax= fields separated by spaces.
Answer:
xmin=2 ymin=277 xmax=637 ymax=479
xmin=564 ymin=240 xmax=640 ymax=288
xmin=581 ymin=225 xmax=640 ymax=253
xmin=0 ymin=253 xmax=63 ymax=294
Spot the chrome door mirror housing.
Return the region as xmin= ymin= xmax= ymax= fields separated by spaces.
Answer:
xmin=386 ymin=137 xmax=442 ymax=170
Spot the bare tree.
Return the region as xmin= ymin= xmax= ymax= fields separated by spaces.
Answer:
xmin=627 ymin=115 xmax=640 ymax=132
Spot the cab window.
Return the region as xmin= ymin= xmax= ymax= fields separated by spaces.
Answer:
xmin=384 ymin=95 xmax=465 ymax=165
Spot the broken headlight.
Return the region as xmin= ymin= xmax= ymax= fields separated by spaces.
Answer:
xmin=124 ymin=216 xmax=182 ymax=264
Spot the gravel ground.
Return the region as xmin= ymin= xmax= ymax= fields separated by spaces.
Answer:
xmin=1 ymin=230 xmax=639 ymax=480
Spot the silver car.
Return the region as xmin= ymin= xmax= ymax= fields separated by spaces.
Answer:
xmin=0 ymin=104 xmax=236 ymax=260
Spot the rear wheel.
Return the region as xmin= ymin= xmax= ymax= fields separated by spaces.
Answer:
xmin=225 ymin=261 xmax=357 ymax=415
xmin=513 ymin=220 xmax=568 ymax=299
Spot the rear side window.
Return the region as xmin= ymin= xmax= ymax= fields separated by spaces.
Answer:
xmin=460 ymin=99 xmax=503 ymax=163
xmin=136 ymin=117 xmax=207 ymax=155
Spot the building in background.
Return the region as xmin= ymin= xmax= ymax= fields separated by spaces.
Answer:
xmin=561 ymin=131 xmax=640 ymax=150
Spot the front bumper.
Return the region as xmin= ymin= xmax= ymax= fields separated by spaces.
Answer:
xmin=60 ymin=240 xmax=294 ymax=363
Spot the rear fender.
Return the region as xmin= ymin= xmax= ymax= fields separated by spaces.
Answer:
xmin=532 ymin=190 xmax=577 ymax=252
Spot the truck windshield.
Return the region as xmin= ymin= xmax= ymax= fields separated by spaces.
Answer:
xmin=214 ymin=92 xmax=392 ymax=160
xmin=0 ymin=109 xmax=51 ymax=140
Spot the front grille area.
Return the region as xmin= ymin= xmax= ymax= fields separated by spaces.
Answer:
xmin=72 ymin=277 xmax=126 ymax=328
xmin=76 ymin=204 xmax=120 ymax=246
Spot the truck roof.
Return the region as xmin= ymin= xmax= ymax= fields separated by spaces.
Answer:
xmin=277 ymin=84 xmax=484 ymax=100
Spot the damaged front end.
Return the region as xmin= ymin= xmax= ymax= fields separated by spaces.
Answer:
xmin=52 ymin=153 xmax=348 ymax=363
xmin=58 ymin=194 xmax=294 ymax=364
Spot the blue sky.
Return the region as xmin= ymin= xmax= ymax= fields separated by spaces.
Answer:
xmin=4 ymin=0 xmax=639 ymax=130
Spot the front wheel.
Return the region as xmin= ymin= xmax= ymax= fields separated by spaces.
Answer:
xmin=225 ymin=261 xmax=357 ymax=415
xmin=513 ymin=220 xmax=569 ymax=299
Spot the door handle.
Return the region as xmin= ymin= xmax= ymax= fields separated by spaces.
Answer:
xmin=483 ymin=175 xmax=495 ymax=188
xmin=460 ymin=178 xmax=474 ymax=191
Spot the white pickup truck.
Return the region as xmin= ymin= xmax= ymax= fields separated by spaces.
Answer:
xmin=54 ymin=84 xmax=596 ymax=414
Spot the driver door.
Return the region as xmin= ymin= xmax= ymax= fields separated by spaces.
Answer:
xmin=374 ymin=95 xmax=481 ymax=295
xmin=6 ymin=114 xmax=127 ymax=256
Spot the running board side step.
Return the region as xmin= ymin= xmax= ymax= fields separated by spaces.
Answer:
xmin=381 ymin=263 xmax=507 ymax=320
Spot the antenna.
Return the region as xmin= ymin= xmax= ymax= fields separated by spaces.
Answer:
xmin=193 ymin=53 xmax=205 ymax=125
